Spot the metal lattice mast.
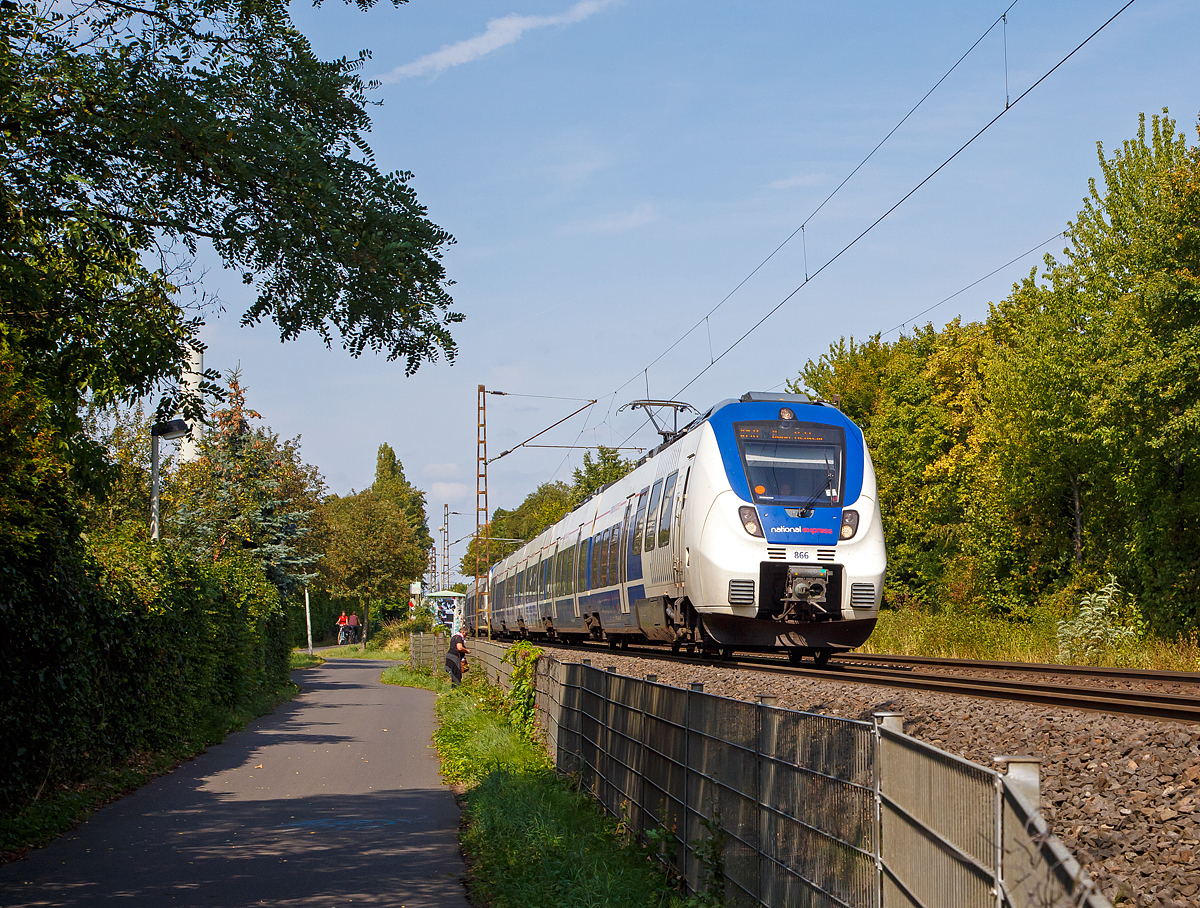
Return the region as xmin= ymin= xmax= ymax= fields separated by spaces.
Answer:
xmin=475 ymin=385 xmax=490 ymax=637
xmin=442 ymin=503 xmax=450 ymax=591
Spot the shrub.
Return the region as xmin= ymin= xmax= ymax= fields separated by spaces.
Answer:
xmin=1057 ymin=575 xmax=1146 ymax=666
xmin=0 ymin=523 xmax=289 ymax=810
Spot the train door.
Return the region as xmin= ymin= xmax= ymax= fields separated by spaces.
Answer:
xmin=671 ymin=466 xmax=691 ymax=590
xmin=619 ymin=500 xmax=633 ymax=613
xmin=571 ymin=530 xmax=583 ymax=618
xmin=654 ymin=470 xmax=679 ymax=589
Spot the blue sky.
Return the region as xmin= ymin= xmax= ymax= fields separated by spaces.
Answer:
xmin=195 ymin=0 xmax=1200 ymax=581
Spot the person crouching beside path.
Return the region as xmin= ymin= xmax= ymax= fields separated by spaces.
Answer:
xmin=446 ymin=630 xmax=469 ymax=687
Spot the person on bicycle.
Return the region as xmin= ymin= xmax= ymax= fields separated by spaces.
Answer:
xmin=337 ymin=611 xmax=349 ymax=645
xmin=347 ymin=612 xmax=360 ymax=643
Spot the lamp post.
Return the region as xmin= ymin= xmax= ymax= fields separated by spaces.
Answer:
xmin=150 ymin=418 xmax=189 ymax=540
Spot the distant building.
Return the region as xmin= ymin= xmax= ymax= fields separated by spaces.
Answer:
xmin=177 ymin=345 xmax=204 ymax=464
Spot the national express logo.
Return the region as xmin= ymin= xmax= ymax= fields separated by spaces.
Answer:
xmin=771 ymin=526 xmax=833 ymax=535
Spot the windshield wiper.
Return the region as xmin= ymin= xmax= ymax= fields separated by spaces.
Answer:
xmin=792 ymin=452 xmax=835 ymax=518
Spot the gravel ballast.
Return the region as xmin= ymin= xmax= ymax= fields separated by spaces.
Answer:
xmin=540 ymin=644 xmax=1200 ymax=908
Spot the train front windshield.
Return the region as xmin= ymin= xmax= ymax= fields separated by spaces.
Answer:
xmin=734 ymin=422 xmax=845 ymax=506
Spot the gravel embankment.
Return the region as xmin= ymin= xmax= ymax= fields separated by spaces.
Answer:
xmin=542 ymin=644 xmax=1200 ymax=908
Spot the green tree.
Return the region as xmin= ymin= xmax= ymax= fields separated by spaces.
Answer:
xmin=170 ymin=372 xmax=324 ymax=595
xmin=373 ymin=443 xmax=432 ymax=551
xmin=570 ymin=446 xmax=635 ymax=505
xmin=1 ymin=0 xmax=460 ymax=470
xmin=320 ymin=489 xmax=424 ymax=644
xmin=459 ymin=481 xmax=573 ymax=575
xmin=1068 ymin=111 xmax=1200 ymax=632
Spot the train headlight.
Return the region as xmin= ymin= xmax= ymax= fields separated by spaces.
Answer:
xmin=839 ymin=509 xmax=859 ymax=540
xmin=739 ymin=506 xmax=764 ymax=537
xmin=779 ymin=407 xmax=796 ymax=420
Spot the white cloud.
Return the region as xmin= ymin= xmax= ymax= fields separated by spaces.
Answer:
xmin=379 ymin=0 xmax=618 ymax=83
xmin=431 ymin=481 xmax=470 ymax=501
xmin=423 ymin=462 xmax=461 ymax=480
xmin=563 ymin=202 xmax=657 ymax=235
xmin=769 ymin=173 xmax=828 ymax=190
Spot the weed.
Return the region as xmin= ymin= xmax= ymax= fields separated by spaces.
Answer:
xmin=431 ymin=675 xmax=684 ymax=907
xmin=1057 ymin=575 xmax=1146 ymax=666
xmin=289 ymin=651 xmax=324 ymax=669
xmin=380 ymin=664 xmax=452 ymax=694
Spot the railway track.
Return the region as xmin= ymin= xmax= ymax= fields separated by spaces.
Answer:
xmin=541 ymin=641 xmax=1200 ymax=724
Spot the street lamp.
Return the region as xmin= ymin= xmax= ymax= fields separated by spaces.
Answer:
xmin=150 ymin=418 xmax=189 ymax=540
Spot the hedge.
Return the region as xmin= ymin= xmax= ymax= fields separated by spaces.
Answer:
xmin=0 ymin=526 xmax=289 ymax=809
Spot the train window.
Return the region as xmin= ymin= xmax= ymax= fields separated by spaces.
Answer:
xmin=555 ymin=550 xmax=563 ymax=597
xmin=565 ymin=544 xmax=574 ymax=595
xmin=608 ymin=522 xmax=622 ymax=584
xmin=597 ymin=527 xmax=611 ymax=587
xmin=657 ymin=471 xmax=678 ymax=549
xmin=544 ymin=557 xmax=552 ymax=598
xmin=631 ymin=488 xmax=649 ymax=556
xmin=578 ymin=537 xmax=589 ymax=591
xmin=590 ymin=532 xmax=601 ymax=589
xmin=644 ymin=479 xmax=664 ymax=552
xmin=734 ymin=421 xmax=846 ymax=506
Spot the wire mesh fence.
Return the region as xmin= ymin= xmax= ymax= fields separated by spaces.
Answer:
xmin=408 ymin=633 xmax=446 ymax=673
xmin=438 ymin=638 xmax=1110 ymax=908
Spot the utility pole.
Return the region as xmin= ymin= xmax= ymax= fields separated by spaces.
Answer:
xmin=426 ymin=546 xmax=437 ymax=593
xmin=443 ymin=503 xmax=450 ymax=591
xmin=475 ymin=385 xmax=490 ymax=638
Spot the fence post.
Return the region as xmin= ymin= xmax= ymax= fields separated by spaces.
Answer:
xmin=871 ymin=711 xmax=901 ymax=908
xmin=994 ymin=756 xmax=1042 ymax=810
xmin=757 ymin=694 xmax=775 ymax=906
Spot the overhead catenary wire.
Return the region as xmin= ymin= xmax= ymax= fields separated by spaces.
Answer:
xmin=666 ymin=0 xmax=1136 ymax=404
xmin=880 ymin=231 xmax=1063 ymax=338
xmin=487 ymin=390 xmax=595 ymax=402
xmin=616 ymin=0 xmax=1138 ymax=447
xmin=757 ymin=230 xmax=1066 ymax=394
xmin=605 ymin=0 xmax=1023 ymax=408
xmin=488 ymin=398 xmax=597 ymax=465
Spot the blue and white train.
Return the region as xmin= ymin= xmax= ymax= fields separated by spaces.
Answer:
xmin=464 ymin=392 xmax=885 ymax=663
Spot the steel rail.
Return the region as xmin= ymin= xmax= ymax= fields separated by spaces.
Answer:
xmin=542 ymin=641 xmax=1200 ymax=724
xmin=834 ymin=652 xmax=1200 ymax=684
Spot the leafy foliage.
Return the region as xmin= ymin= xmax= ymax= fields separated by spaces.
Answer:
xmin=0 ymin=525 xmax=289 ymax=811
xmin=460 ymin=481 xmax=573 ymax=574
xmin=170 ymin=372 xmax=323 ymax=595
xmin=374 ymin=443 xmax=433 ymax=551
xmin=796 ymin=110 xmax=1200 ymax=635
xmin=1 ymin=0 xmax=460 ymax=440
xmin=1057 ymin=576 xmax=1146 ymax=666
xmin=572 ymin=446 xmax=637 ymax=505
xmin=319 ymin=486 xmax=425 ymax=641
xmin=459 ymin=447 xmax=636 ymax=575
xmin=501 ymin=641 xmax=543 ymax=743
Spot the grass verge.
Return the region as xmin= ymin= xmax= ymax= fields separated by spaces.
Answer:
xmin=0 ymin=681 xmax=299 ymax=863
xmin=380 ymin=664 xmax=453 ymax=694
xmin=861 ymin=607 xmax=1200 ymax=670
xmin=319 ymin=644 xmax=407 ymax=660
xmin=290 ymin=650 xmax=325 ymax=669
xmin=432 ymin=676 xmax=685 ymax=908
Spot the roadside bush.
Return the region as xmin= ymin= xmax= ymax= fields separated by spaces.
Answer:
xmin=0 ymin=524 xmax=288 ymax=810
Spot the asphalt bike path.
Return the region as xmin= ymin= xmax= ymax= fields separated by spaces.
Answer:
xmin=0 ymin=658 xmax=470 ymax=907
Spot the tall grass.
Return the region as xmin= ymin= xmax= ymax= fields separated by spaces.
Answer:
xmin=861 ymin=606 xmax=1200 ymax=670
xmin=433 ymin=678 xmax=684 ymax=908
